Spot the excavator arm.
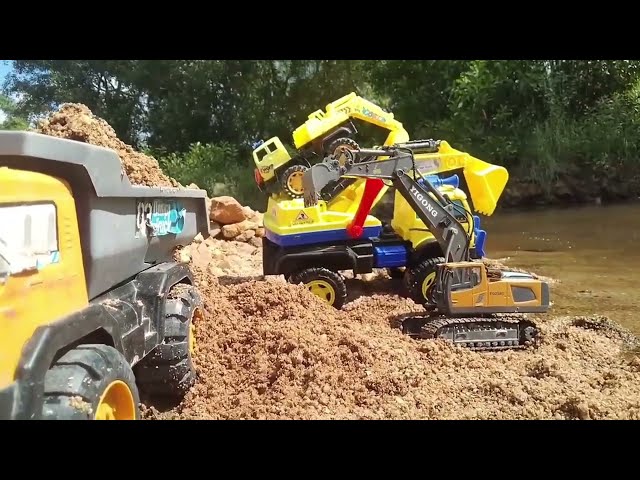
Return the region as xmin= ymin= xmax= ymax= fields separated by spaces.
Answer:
xmin=303 ymin=147 xmax=471 ymax=263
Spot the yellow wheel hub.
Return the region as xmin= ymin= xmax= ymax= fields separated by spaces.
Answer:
xmin=421 ymin=272 xmax=437 ymax=300
xmin=94 ymin=380 xmax=136 ymax=420
xmin=307 ymin=280 xmax=336 ymax=305
xmin=189 ymin=307 xmax=203 ymax=356
xmin=334 ymin=147 xmax=353 ymax=167
xmin=287 ymin=171 xmax=304 ymax=195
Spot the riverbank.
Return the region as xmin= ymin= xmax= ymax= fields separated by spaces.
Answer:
xmin=501 ymin=176 xmax=640 ymax=208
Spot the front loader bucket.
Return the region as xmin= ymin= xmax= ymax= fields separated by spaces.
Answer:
xmin=414 ymin=141 xmax=509 ymax=216
xmin=462 ymin=158 xmax=509 ymax=216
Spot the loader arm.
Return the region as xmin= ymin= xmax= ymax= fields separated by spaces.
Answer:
xmin=303 ymin=148 xmax=471 ymax=263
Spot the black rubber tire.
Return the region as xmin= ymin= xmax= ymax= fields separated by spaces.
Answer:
xmin=42 ymin=344 xmax=141 ymax=420
xmin=280 ymin=164 xmax=308 ymax=198
xmin=288 ymin=267 xmax=348 ymax=309
xmin=405 ymin=256 xmax=445 ymax=307
xmin=387 ymin=267 xmax=405 ymax=279
xmin=135 ymin=283 xmax=203 ymax=399
xmin=327 ymin=137 xmax=359 ymax=160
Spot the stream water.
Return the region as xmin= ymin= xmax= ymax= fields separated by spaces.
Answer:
xmin=481 ymin=201 xmax=640 ymax=336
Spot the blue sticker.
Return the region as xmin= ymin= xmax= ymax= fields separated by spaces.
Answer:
xmin=136 ymin=200 xmax=186 ymax=237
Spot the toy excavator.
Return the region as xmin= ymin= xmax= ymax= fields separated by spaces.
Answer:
xmin=252 ymin=92 xmax=409 ymax=198
xmin=299 ymin=144 xmax=550 ymax=350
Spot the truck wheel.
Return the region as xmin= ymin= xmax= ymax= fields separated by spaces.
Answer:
xmin=288 ymin=267 xmax=348 ymax=309
xmin=42 ymin=344 xmax=140 ymax=420
xmin=280 ymin=164 xmax=308 ymax=198
xmin=135 ymin=283 xmax=203 ymax=399
xmin=387 ymin=267 xmax=405 ymax=279
xmin=327 ymin=137 xmax=359 ymax=166
xmin=406 ymin=256 xmax=445 ymax=307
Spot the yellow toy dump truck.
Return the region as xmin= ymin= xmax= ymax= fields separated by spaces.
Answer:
xmin=253 ymin=92 xmax=410 ymax=198
xmin=0 ymin=131 xmax=209 ymax=420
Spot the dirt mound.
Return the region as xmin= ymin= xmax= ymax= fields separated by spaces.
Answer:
xmin=143 ymin=266 xmax=640 ymax=420
xmin=36 ymin=103 xmax=180 ymax=188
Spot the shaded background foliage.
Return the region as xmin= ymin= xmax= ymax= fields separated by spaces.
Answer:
xmin=2 ymin=59 xmax=640 ymax=209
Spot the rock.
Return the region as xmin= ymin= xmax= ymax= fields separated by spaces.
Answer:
xmin=242 ymin=205 xmax=255 ymax=219
xmin=236 ymin=229 xmax=256 ymax=243
xmin=209 ymin=221 xmax=221 ymax=238
xmin=179 ymin=249 xmax=191 ymax=264
xmin=190 ymin=243 xmax=213 ymax=271
xmin=255 ymin=227 xmax=265 ymax=238
xmin=193 ymin=233 xmax=205 ymax=243
xmin=209 ymin=196 xmax=247 ymax=225
xmin=249 ymin=236 xmax=263 ymax=248
xmin=222 ymin=222 xmax=245 ymax=239
xmin=250 ymin=211 xmax=264 ymax=226
xmin=222 ymin=219 xmax=259 ymax=239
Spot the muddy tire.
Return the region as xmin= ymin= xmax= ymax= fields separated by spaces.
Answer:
xmin=405 ymin=256 xmax=445 ymax=307
xmin=135 ymin=283 xmax=203 ymax=400
xmin=280 ymin=164 xmax=308 ymax=198
xmin=387 ymin=267 xmax=405 ymax=279
xmin=289 ymin=267 xmax=348 ymax=309
xmin=42 ymin=344 xmax=140 ymax=420
xmin=327 ymin=137 xmax=359 ymax=165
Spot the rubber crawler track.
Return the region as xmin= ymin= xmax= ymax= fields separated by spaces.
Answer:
xmin=406 ymin=314 xmax=539 ymax=352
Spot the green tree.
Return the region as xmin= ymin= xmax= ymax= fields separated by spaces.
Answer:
xmin=0 ymin=94 xmax=29 ymax=130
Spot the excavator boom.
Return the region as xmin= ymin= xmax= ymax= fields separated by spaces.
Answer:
xmin=304 ymin=147 xmax=471 ymax=263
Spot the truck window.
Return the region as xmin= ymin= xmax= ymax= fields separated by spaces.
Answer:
xmin=0 ymin=203 xmax=59 ymax=276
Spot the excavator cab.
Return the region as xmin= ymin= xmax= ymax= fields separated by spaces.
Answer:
xmin=433 ymin=262 xmax=551 ymax=316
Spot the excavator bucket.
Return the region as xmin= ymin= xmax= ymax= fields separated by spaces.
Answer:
xmin=302 ymin=162 xmax=341 ymax=208
xmin=415 ymin=141 xmax=509 ymax=216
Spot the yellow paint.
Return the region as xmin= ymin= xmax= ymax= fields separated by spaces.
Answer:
xmin=0 ymin=167 xmax=88 ymax=389
xmin=306 ymin=280 xmax=336 ymax=305
xmin=253 ymin=93 xmax=409 ymax=184
xmin=263 ymin=196 xmax=382 ymax=237
xmin=292 ymin=92 xmax=409 ymax=148
xmin=444 ymin=262 xmax=547 ymax=312
xmin=412 ymin=141 xmax=509 ymax=216
xmin=190 ymin=307 xmax=203 ymax=356
xmin=391 ymin=185 xmax=477 ymax=250
xmin=286 ymin=170 xmax=305 ymax=196
xmin=94 ymin=380 xmax=137 ymax=420
xmin=421 ymin=272 xmax=437 ymax=300
xmin=252 ymin=137 xmax=292 ymax=182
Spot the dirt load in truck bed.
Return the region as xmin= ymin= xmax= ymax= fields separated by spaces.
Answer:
xmin=36 ymin=103 xmax=180 ymax=188
xmin=37 ymin=103 xmax=640 ymax=420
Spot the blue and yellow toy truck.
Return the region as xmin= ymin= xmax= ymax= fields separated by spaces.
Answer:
xmin=261 ymin=142 xmax=550 ymax=351
xmin=261 ymin=140 xmax=509 ymax=310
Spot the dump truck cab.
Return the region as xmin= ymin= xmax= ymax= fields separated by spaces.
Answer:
xmin=0 ymin=167 xmax=88 ymax=391
xmin=0 ymin=131 xmax=209 ymax=420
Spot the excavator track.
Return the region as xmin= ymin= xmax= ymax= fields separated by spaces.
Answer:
xmin=400 ymin=313 xmax=538 ymax=351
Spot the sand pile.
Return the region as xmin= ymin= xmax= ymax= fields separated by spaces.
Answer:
xmin=143 ymin=265 xmax=640 ymax=420
xmin=37 ymin=103 xmax=180 ymax=188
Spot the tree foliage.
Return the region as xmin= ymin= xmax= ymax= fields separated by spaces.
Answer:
xmin=4 ymin=59 xmax=640 ymax=205
xmin=0 ymin=94 xmax=29 ymax=130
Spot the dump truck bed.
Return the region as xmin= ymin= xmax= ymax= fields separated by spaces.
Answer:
xmin=0 ymin=131 xmax=209 ymax=300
